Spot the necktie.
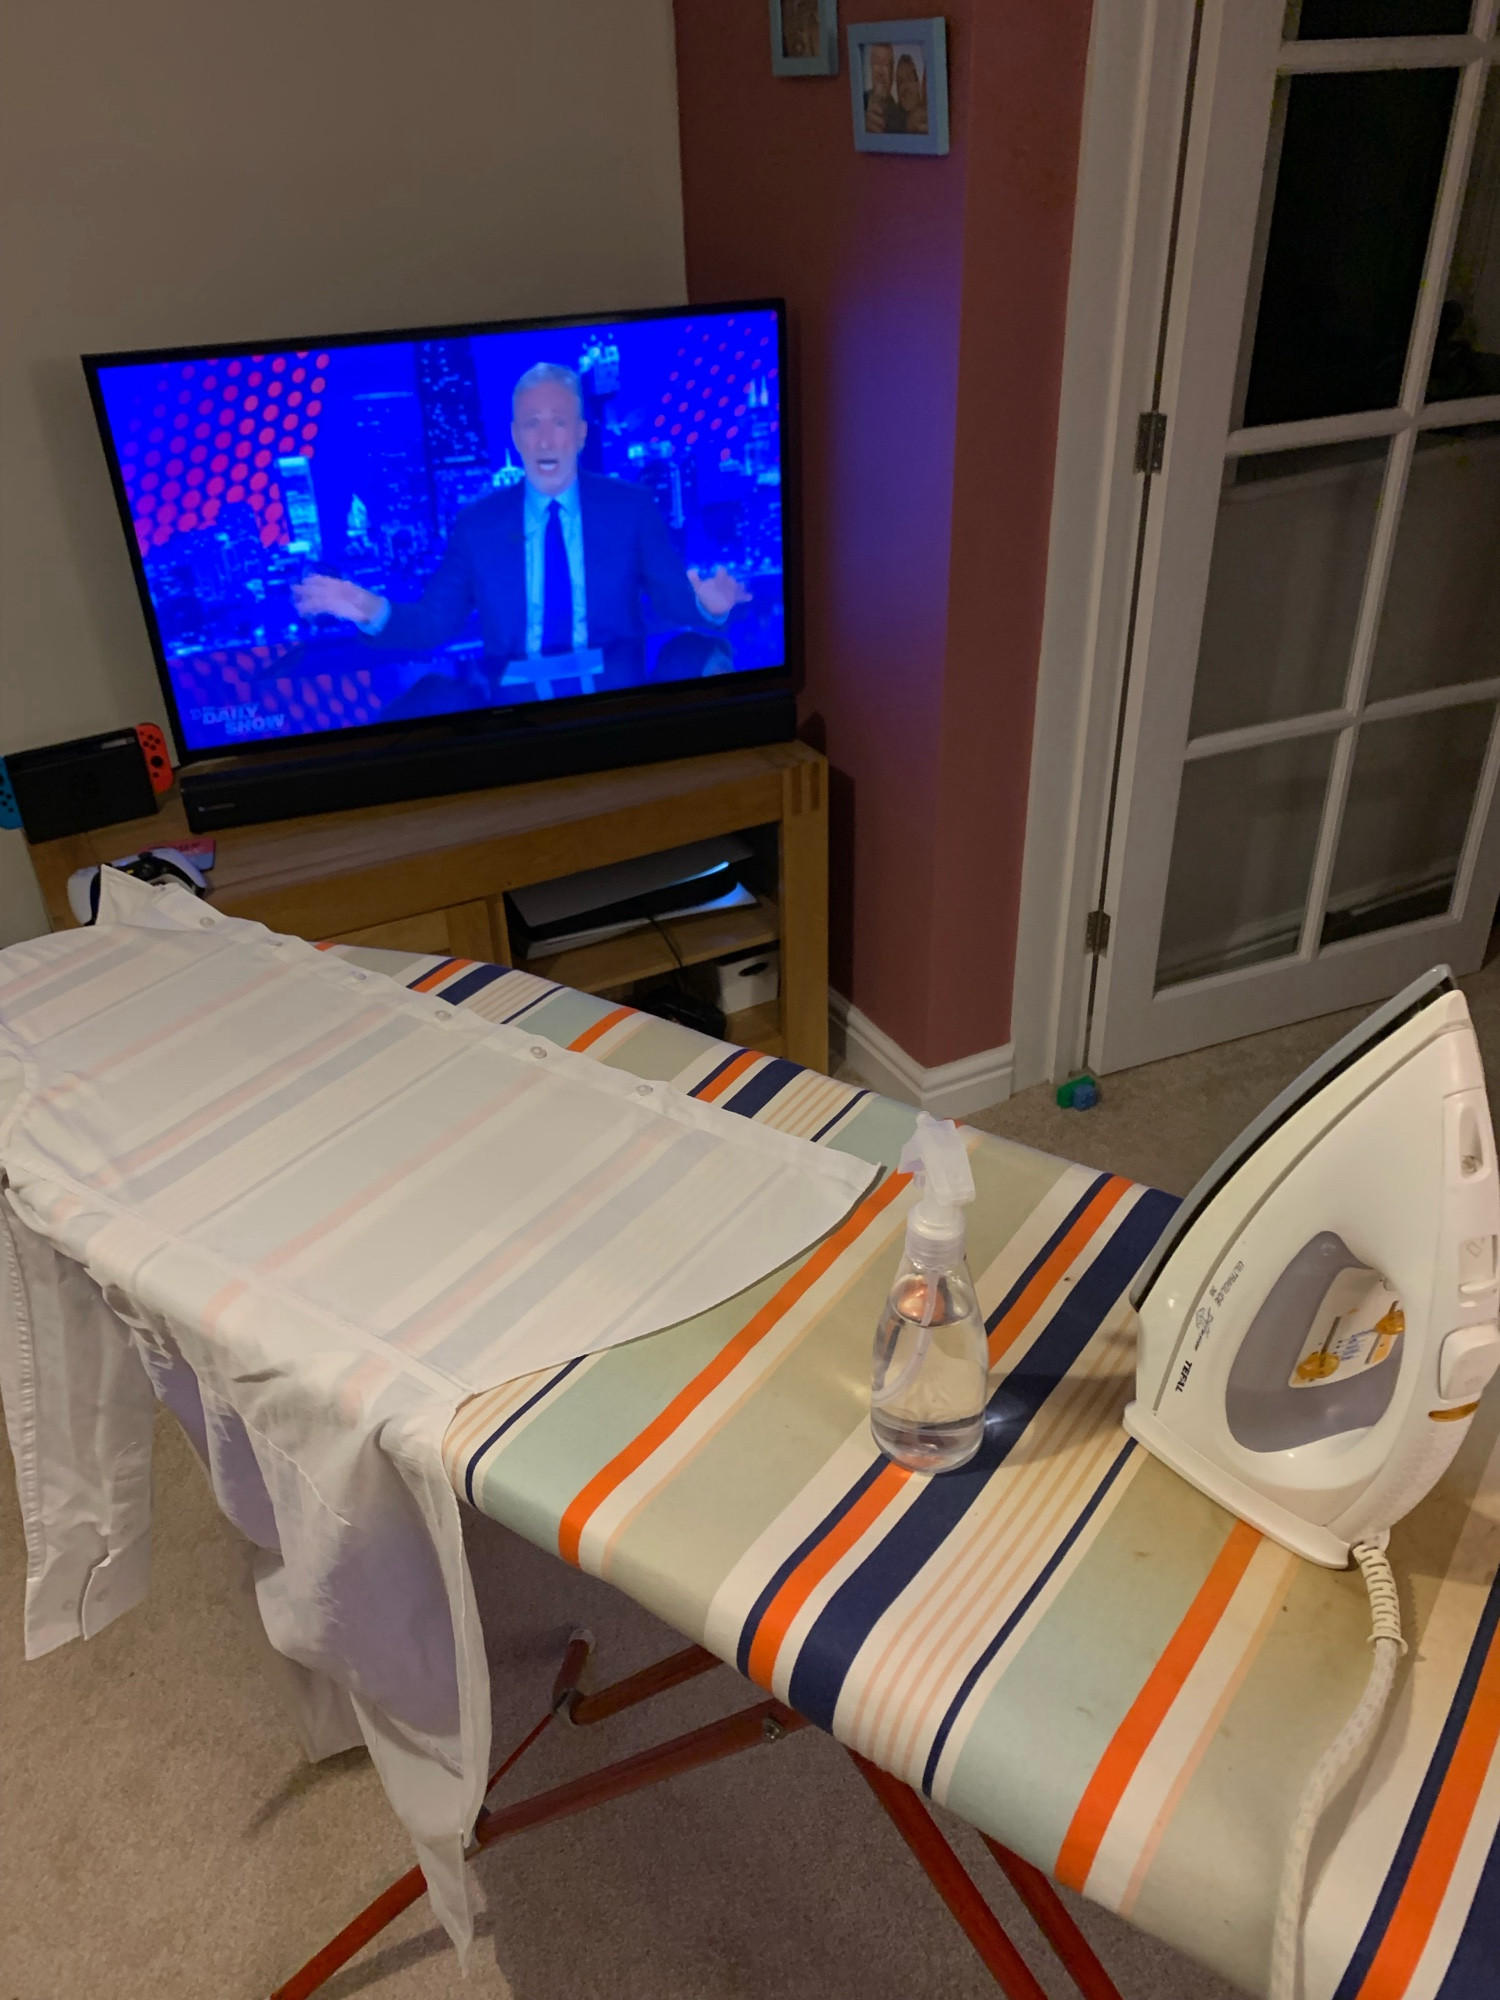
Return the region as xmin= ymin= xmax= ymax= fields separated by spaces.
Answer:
xmin=541 ymin=499 xmax=573 ymax=655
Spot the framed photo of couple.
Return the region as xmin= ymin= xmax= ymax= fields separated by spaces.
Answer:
xmin=849 ymin=18 xmax=949 ymax=155
xmin=769 ymin=0 xmax=839 ymax=77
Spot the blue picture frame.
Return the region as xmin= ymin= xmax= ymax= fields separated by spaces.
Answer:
xmin=769 ymin=0 xmax=839 ymax=77
xmin=848 ymin=17 xmax=948 ymax=155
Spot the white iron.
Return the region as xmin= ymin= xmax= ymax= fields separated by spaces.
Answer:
xmin=1124 ymin=966 xmax=1500 ymax=1568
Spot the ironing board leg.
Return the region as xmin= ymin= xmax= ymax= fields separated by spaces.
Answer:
xmin=268 ymin=1688 xmax=802 ymax=2000
xmin=981 ymin=1837 xmax=1125 ymax=2000
xmin=849 ymin=1752 xmax=1052 ymax=2000
xmin=473 ymin=1698 xmax=806 ymax=1850
xmin=555 ymin=1637 xmax=721 ymax=1726
xmin=272 ymin=1639 xmax=1125 ymax=2000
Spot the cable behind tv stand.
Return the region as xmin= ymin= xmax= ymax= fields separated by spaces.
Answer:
xmin=178 ymin=686 xmax=796 ymax=832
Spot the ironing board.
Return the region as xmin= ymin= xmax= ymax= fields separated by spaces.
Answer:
xmin=267 ymin=944 xmax=1500 ymax=2000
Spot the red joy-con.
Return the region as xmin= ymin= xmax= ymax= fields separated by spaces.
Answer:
xmin=135 ymin=723 xmax=174 ymax=793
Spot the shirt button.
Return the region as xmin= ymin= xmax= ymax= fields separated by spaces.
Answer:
xmin=530 ymin=1045 xmax=548 ymax=1059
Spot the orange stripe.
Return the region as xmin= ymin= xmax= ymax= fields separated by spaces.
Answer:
xmin=696 ymin=1049 xmax=760 ymax=1103
xmin=557 ymin=1170 xmax=910 ymax=1568
xmin=568 ymin=1005 xmax=635 ymax=1053
xmin=1055 ymin=1519 xmax=1262 ymax=1891
xmin=746 ymin=1464 xmax=909 ymax=1689
xmin=314 ymin=940 xmax=336 ymax=951
xmin=990 ymin=1177 xmax=1131 ymax=1365
xmin=1356 ymin=1619 xmax=1500 ymax=1998
xmin=745 ymin=1172 xmax=1131 ymax=1693
xmin=411 ymin=958 xmax=472 ymax=992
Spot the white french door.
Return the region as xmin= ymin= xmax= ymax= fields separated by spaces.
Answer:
xmin=1091 ymin=0 xmax=1500 ymax=1073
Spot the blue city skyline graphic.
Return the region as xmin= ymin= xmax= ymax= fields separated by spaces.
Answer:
xmin=94 ymin=310 xmax=785 ymax=751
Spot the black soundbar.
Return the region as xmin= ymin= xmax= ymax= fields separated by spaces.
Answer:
xmin=179 ymin=686 xmax=798 ymax=832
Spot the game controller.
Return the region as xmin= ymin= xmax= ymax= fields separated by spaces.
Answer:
xmin=135 ymin=723 xmax=173 ymax=794
xmin=0 ymin=759 xmax=19 ymax=832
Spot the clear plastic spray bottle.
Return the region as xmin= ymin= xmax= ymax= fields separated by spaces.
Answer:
xmin=870 ymin=1114 xmax=988 ymax=1473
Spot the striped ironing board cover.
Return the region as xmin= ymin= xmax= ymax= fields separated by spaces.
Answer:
xmin=335 ymin=944 xmax=1500 ymax=2000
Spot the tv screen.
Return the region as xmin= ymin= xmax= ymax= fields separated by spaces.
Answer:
xmin=85 ymin=302 xmax=789 ymax=759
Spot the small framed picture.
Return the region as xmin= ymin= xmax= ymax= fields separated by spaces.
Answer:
xmin=770 ymin=0 xmax=838 ymax=77
xmin=849 ymin=18 xmax=948 ymax=155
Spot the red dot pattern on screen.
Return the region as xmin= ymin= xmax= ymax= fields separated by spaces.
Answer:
xmin=119 ymin=351 xmax=330 ymax=556
xmin=170 ymin=650 xmax=380 ymax=736
xmin=654 ymin=318 xmax=774 ymax=466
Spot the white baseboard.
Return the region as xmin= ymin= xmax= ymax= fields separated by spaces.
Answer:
xmin=829 ymin=992 xmax=1014 ymax=1119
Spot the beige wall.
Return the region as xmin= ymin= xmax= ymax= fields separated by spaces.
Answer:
xmin=0 ymin=0 xmax=686 ymax=942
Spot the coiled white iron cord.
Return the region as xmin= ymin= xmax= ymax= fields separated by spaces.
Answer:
xmin=1270 ymin=1541 xmax=1406 ymax=2000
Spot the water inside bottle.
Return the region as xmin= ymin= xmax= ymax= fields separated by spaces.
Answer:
xmin=870 ymin=1269 xmax=988 ymax=1473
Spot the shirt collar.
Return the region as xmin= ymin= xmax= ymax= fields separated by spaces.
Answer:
xmin=524 ymin=476 xmax=581 ymax=524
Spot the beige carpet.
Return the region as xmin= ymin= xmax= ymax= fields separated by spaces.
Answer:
xmin=9 ymin=961 xmax=1498 ymax=2000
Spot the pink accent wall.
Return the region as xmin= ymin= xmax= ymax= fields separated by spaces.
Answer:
xmin=674 ymin=2 xmax=1092 ymax=1067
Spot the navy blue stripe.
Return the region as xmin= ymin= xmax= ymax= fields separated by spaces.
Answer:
xmin=1436 ymin=1793 xmax=1500 ymax=1997
xmin=785 ymin=1184 xmax=1177 ymax=1732
xmin=437 ymin=962 xmax=512 ymax=1007
xmin=463 ymin=1357 xmax=585 ymax=1504
xmin=919 ymin=1439 xmax=1137 ymax=1794
xmin=406 ymin=957 xmax=458 ymax=989
xmin=734 ymin=1457 xmax=891 ymax=1678
xmin=1334 ymin=1561 xmax=1500 ymax=1999
xmin=731 ymin=1175 xmax=1117 ymax=1682
xmin=811 ymin=1090 xmax=869 ymax=1144
xmin=723 ymin=1057 xmax=804 ymax=1119
xmin=501 ymin=985 xmax=561 ymax=1024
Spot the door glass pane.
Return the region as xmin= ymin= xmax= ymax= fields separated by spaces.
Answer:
xmin=1366 ymin=424 xmax=1500 ymax=700
xmin=1239 ymin=69 xmax=1459 ymax=427
xmin=1321 ymin=701 xmax=1494 ymax=943
xmin=1157 ymin=735 xmax=1336 ymax=990
xmin=1429 ymin=74 xmax=1500 ymax=400
xmin=1190 ymin=441 xmax=1386 ymax=738
xmin=1287 ymin=0 xmax=1472 ymax=36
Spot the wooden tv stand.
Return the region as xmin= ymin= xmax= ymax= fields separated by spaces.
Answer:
xmin=24 ymin=742 xmax=830 ymax=1072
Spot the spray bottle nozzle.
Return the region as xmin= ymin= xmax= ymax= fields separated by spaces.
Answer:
xmin=898 ymin=1114 xmax=975 ymax=1263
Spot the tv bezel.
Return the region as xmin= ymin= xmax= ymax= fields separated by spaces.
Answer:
xmin=82 ymin=297 xmax=797 ymax=768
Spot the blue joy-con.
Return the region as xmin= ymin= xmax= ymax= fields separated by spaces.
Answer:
xmin=0 ymin=758 xmax=21 ymax=832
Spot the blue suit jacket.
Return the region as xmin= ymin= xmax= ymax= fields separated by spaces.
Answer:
xmin=369 ymin=472 xmax=701 ymax=661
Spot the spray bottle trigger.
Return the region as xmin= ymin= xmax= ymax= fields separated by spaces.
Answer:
xmin=898 ymin=1113 xmax=975 ymax=1210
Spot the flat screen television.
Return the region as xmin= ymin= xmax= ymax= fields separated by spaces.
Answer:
xmin=83 ymin=301 xmax=793 ymax=773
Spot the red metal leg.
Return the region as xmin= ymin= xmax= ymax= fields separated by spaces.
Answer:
xmin=269 ymin=1709 xmax=556 ymax=2000
xmin=556 ymin=1637 xmax=722 ymax=1726
xmin=982 ymin=1836 xmax=1124 ymax=2000
xmin=474 ymin=1699 xmax=804 ymax=1851
xmin=271 ymin=1637 xmax=1125 ymax=2000
xmin=849 ymin=1752 xmax=1052 ymax=2000
xmin=269 ymin=1674 xmax=800 ymax=2000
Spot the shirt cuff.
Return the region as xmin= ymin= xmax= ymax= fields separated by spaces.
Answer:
xmin=354 ymin=598 xmax=392 ymax=635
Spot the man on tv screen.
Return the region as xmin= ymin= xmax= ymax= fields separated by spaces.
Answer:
xmin=292 ymin=364 xmax=749 ymax=693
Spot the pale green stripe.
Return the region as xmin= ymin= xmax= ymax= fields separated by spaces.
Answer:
xmin=595 ymin=1014 xmax=719 ymax=1081
xmin=468 ymin=1254 xmax=806 ymax=1553
xmin=940 ymin=1453 xmax=1234 ymax=1862
xmin=597 ymin=1137 xmax=1070 ymax=1636
xmin=1127 ymin=1390 xmax=1500 ymax=1983
xmin=824 ymin=1092 xmax=918 ymax=1170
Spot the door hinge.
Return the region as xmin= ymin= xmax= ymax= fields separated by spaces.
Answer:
xmin=1085 ymin=909 xmax=1112 ymax=956
xmin=1135 ymin=410 xmax=1168 ymax=474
